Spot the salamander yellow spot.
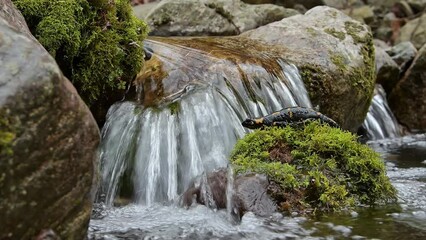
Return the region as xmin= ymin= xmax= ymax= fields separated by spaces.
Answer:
xmin=255 ymin=118 xmax=264 ymax=124
xmin=289 ymin=111 xmax=293 ymax=118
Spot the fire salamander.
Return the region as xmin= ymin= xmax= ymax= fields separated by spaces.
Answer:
xmin=242 ymin=107 xmax=340 ymax=129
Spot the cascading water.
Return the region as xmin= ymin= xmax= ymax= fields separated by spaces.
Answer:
xmin=97 ymin=38 xmax=312 ymax=206
xmin=362 ymin=84 xmax=402 ymax=140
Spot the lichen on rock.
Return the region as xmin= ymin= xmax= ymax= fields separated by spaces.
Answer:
xmin=230 ymin=121 xmax=397 ymax=213
xmin=12 ymin=0 xmax=149 ymax=106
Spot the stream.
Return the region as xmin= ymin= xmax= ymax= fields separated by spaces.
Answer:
xmin=89 ymin=38 xmax=425 ymax=239
xmin=90 ymin=133 xmax=426 ymax=239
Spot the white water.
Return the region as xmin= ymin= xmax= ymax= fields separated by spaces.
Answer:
xmin=362 ymin=84 xmax=402 ymax=140
xmin=97 ymin=40 xmax=312 ymax=206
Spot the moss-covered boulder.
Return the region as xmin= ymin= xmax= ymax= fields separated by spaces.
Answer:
xmin=0 ymin=3 xmax=99 ymax=238
xmin=241 ymin=6 xmax=376 ymax=132
xmin=11 ymin=0 xmax=149 ymax=125
xmin=230 ymin=121 xmax=397 ymax=213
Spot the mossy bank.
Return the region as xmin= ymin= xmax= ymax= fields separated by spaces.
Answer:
xmin=230 ymin=121 xmax=397 ymax=213
xmin=12 ymin=0 xmax=149 ymax=123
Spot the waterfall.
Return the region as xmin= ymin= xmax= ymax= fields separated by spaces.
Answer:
xmin=362 ymin=84 xmax=402 ymax=140
xmin=97 ymin=38 xmax=312 ymax=206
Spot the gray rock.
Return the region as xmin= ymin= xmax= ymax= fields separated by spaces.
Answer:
xmin=143 ymin=0 xmax=299 ymax=36
xmin=375 ymin=47 xmax=400 ymax=94
xmin=374 ymin=39 xmax=390 ymax=49
xmin=389 ymin=44 xmax=426 ymax=131
xmin=386 ymin=41 xmax=418 ymax=66
xmin=324 ymin=0 xmax=365 ymax=9
xmin=181 ymin=168 xmax=276 ymax=218
xmin=342 ymin=5 xmax=375 ymax=24
xmin=0 ymin=0 xmax=33 ymax=40
xmin=0 ymin=3 xmax=99 ymax=239
xmin=396 ymin=13 xmax=426 ymax=49
xmin=133 ymin=1 xmax=160 ymax=19
xmin=242 ymin=6 xmax=376 ymax=132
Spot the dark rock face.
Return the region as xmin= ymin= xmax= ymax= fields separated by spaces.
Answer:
xmin=389 ymin=44 xmax=426 ymax=131
xmin=0 ymin=5 xmax=99 ymax=239
xmin=375 ymin=46 xmax=400 ymax=94
xmin=182 ymin=168 xmax=276 ymax=218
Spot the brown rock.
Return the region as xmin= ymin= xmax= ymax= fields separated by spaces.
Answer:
xmin=389 ymin=44 xmax=426 ymax=131
xmin=0 ymin=5 xmax=99 ymax=240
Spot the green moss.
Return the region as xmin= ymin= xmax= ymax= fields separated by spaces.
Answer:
xmin=344 ymin=21 xmax=366 ymax=44
xmin=230 ymin=121 xmax=397 ymax=212
xmin=168 ymin=102 xmax=180 ymax=115
xmin=0 ymin=110 xmax=16 ymax=158
xmin=306 ymin=27 xmax=318 ymax=37
xmin=12 ymin=0 xmax=149 ymax=105
xmin=324 ymin=28 xmax=346 ymax=41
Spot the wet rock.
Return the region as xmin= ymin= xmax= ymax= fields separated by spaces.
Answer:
xmin=396 ymin=13 xmax=426 ymax=49
xmin=143 ymin=0 xmax=298 ymax=36
xmin=242 ymin=6 xmax=376 ymax=132
xmin=0 ymin=5 xmax=99 ymax=240
xmin=389 ymin=44 xmax=426 ymax=131
xmin=375 ymin=47 xmax=400 ymax=94
xmin=386 ymin=41 xmax=418 ymax=67
xmin=182 ymin=168 xmax=276 ymax=218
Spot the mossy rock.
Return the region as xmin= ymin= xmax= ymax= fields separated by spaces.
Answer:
xmin=12 ymin=0 xmax=149 ymax=124
xmin=242 ymin=6 xmax=376 ymax=132
xmin=230 ymin=121 xmax=397 ymax=213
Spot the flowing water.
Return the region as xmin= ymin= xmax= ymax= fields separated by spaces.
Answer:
xmin=96 ymin=39 xmax=312 ymax=206
xmin=91 ymin=134 xmax=426 ymax=239
xmin=362 ymin=84 xmax=402 ymax=140
xmin=90 ymin=39 xmax=425 ymax=239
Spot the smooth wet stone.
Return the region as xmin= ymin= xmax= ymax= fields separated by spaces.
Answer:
xmin=142 ymin=0 xmax=299 ymax=36
xmin=182 ymin=168 xmax=276 ymax=218
xmin=242 ymin=6 xmax=376 ymax=132
xmin=0 ymin=2 xmax=99 ymax=239
xmin=389 ymin=44 xmax=426 ymax=131
xmin=396 ymin=13 xmax=426 ymax=49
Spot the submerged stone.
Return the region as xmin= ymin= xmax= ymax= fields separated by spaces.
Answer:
xmin=181 ymin=168 xmax=276 ymax=218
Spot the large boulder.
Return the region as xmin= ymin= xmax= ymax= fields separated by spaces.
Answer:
xmin=0 ymin=2 xmax=99 ymax=239
xmin=141 ymin=0 xmax=299 ymax=36
xmin=389 ymin=44 xmax=426 ymax=131
xmin=242 ymin=6 xmax=376 ymax=132
xmin=396 ymin=13 xmax=426 ymax=49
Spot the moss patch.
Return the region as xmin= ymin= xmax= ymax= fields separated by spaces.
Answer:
xmin=12 ymin=0 xmax=149 ymax=105
xmin=324 ymin=28 xmax=346 ymax=41
xmin=0 ymin=110 xmax=16 ymax=158
xmin=230 ymin=121 xmax=397 ymax=213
